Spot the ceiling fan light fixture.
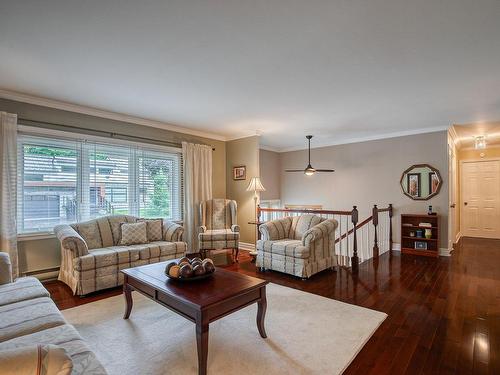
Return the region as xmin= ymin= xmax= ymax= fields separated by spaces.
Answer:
xmin=304 ymin=165 xmax=315 ymax=176
xmin=284 ymin=135 xmax=334 ymax=175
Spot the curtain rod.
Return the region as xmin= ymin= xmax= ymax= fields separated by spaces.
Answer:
xmin=18 ymin=118 xmax=216 ymax=151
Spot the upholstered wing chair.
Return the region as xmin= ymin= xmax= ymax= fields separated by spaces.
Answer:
xmin=256 ymin=214 xmax=338 ymax=279
xmin=198 ymin=199 xmax=240 ymax=260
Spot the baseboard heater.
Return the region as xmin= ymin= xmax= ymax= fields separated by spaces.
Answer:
xmin=23 ymin=266 xmax=60 ymax=279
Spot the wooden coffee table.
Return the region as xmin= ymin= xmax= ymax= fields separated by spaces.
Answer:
xmin=121 ymin=261 xmax=269 ymax=375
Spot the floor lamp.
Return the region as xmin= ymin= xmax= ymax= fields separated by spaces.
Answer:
xmin=246 ymin=177 xmax=266 ymax=255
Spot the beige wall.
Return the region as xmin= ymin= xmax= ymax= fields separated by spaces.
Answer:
xmin=259 ymin=149 xmax=281 ymax=200
xmin=226 ymin=136 xmax=260 ymax=244
xmin=1 ymin=98 xmax=226 ymax=276
xmin=279 ymin=131 xmax=449 ymax=249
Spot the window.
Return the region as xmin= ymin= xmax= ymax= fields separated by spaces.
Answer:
xmin=17 ymin=132 xmax=182 ymax=234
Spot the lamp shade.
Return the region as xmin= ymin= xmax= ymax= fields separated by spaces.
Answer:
xmin=246 ymin=177 xmax=266 ymax=192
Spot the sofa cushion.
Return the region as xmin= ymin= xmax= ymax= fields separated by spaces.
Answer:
xmin=257 ymin=239 xmax=310 ymax=259
xmin=73 ymin=247 xmax=141 ymax=272
xmin=199 ymin=229 xmax=239 ymax=241
xmin=95 ymin=217 xmax=114 ymax=248
xmin=290 ymin=214 xmax=324 ymax=240
xmin=128 ymin=241 xmax=186 ymax=260
xmin=0 ymin=344 xmax=73 ymax=375
xmin=0 ymin=277 xmax=50 ymax=307
xmin=106 ymin=215 xmax=137 ymax=245
xmin=138 ymin=218 xmax=163 ymax=241
xmin=71 ymin=220 xmax=103 ymax=250
xmin=119 ymin=222 xmax=148 ymax=245
xmin=0 ymin=324 xmax=107 ymax=375
xmin=0 ymin=297 xmax=66 ymax=342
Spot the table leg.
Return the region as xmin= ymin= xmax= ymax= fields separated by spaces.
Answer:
xmin=257 ymin=286 xmax=267 ymax=338
xmin=196 ymin=315 xmax=209 ymax=375
xmin=123 ymin=280 xmax=133 ymax=319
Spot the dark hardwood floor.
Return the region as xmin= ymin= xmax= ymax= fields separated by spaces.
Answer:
xmin=44 ymin=237 xmax=500 ymax=374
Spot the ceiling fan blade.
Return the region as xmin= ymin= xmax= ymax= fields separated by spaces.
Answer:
xmin=315 ymin=169 xmax=335 ymax=172
xmin=285 ymin=169 xmax=305 ymax=172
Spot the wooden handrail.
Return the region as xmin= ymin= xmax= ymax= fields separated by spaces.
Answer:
xmin=258 ymin=207 xmax=352 ymax=216
xmin=335 ymin=215 xmax=373 ymax=243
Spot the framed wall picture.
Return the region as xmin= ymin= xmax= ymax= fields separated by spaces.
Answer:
xmin=429 ymin=172 xmax=440 ymax=194
xmin=233 ymin=166 xmax=246 ymax=180
xmin=407 ymin=173 xmax=421 ymax=197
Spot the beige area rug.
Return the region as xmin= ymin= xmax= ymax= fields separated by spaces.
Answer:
xmin=63 ymin=283 xmax=386 ymax=375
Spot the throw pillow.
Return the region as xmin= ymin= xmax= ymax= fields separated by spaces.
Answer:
xmin=119 ymin=222 xmax=148 ymax=245
xmin=138 ymin=218 xmax=163 ymax=242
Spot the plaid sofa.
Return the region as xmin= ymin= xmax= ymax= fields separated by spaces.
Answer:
xmin=198 ymin=199 xmax=240 ymax=259
xmin=256 ymin=214 xmax=338 ymax=279
xmin=54 ymin=215 xmax=186 ymax=295
xmin=0 ymin=252 xmax=107 ymax=374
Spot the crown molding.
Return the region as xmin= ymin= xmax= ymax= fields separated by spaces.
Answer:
xmin=276 ymin=125 xmax=450 ymax=153
xmin=225 ymin=132 xmax=262 ymax=142
xmin=259 ymin=144 xmax=281 ymax=152
xmin=0 ymin=89 xmax=228 ymax=141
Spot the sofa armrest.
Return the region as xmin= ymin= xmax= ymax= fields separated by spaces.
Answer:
xmin=302 ymin=219 xmax=338 ymax=247
xmin=163 ymin=221 xmax=184 ymax=242
xmin=0 ymin=344 xmax=73 ymax=375
xmin=0 ymin=252 xmax=13 ymax=285
xmin=54 ymin=225 xmax=89 ymax=257
xmin=198 ymin=225 xmax=207 ymax=234
xmin=259 ymin=218 xmax=290 ymax=241
xmin=231 ymin=224 xmax=240 ymax=233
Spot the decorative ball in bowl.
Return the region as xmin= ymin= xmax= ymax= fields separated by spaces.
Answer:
xmin=165 ymin=257 xmax=216 ymax=281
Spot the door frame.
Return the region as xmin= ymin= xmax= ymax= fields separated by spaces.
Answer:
xmin=459 ymin=157 xmax=500 ymax=238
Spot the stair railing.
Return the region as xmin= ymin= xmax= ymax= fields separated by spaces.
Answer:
xmin=257 ymin=204 xmax=393 ymax=270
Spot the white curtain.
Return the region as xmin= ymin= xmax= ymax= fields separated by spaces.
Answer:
xmin=0 ymin=112 xmax=18 ymax=279
xmin=182 ymin=142 xmax=212 ymax=252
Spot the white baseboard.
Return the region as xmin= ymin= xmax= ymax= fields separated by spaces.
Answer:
xmin=392 ymin=243 xmax=401 ymax=251
xmin=239 ymin=242 xmax=255 ymax=251
xmin=439 ymin=247 xmax=452 ymax=257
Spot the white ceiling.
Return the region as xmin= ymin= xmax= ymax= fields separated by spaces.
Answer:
xmin=1 ymin=1 xmax=499 ymax=151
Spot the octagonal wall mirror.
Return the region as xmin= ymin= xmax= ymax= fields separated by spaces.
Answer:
xmin=400 ymin=164 xmax=442 ymax=200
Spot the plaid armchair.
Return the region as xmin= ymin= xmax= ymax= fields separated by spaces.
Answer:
xmin=256 ymin=214 xmax=338 ymax=279
xmin=198 ymin=199 xmax=240 ymax=260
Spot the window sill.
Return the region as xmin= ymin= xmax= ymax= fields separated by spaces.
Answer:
xmin=17 ymin=232 xmax=56 ymax=242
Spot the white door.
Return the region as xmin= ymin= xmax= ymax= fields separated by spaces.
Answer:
xmin=461 ymin=160 xmax=500 ymax=239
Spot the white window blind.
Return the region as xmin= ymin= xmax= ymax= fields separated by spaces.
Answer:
xmin=17 ymin=132 xmax=182 ymax=234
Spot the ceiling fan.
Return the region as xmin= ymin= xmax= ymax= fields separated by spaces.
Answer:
xmin=285 ymin=135 xmax=335 ymax=175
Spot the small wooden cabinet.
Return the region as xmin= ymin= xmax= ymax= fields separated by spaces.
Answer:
xmin=401 ymin=214 xmax=439 ymax=258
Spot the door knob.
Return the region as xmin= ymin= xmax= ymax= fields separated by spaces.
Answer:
xmin=464 ymin=202 xmax=468 ymax=206
xmin=450 ymin=203 xmax=456 ymax=208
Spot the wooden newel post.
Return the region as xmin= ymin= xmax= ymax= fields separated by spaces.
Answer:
xmin=388 ymin=204 xmax=393 ymax=255
xmin=372 ymin=205 xmax=379 ymax=258
xmin=351 ymin=206 xmax=359 ymax=271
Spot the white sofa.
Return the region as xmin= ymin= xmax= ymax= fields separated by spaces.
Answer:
xmin=0 ymin=252 xmax=107 ymax=374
